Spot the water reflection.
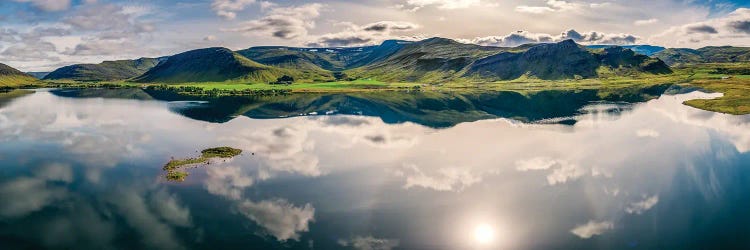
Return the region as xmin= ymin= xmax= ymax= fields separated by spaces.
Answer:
xmin=50 ymin=85 xmax=671 ymax=128
xmin=0 ymin=89 xmax=748 ymax=249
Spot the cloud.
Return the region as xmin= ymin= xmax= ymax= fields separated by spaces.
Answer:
xmin=212 ymin=0 xmax=256 ymax=20
xmin=0 ymin=40 xmax=60 ymax=62
xmin=223 ymin=3 xmax=323 ymax=40
xmin=297 ymin=18 xmax=420 ymax=46
xmin=0 ymin=177 xmax=68 ymax=218
xmin=515 ymin=6 xmax=555 ymax=14
xmin=399 ymin=0 xmax=480 ymax=11
xmin=306 ymin=21 xmax=420 ymax=47
xmin=625 ymin=195 xmax=659 ymax=214
xmin=515 ymin=157 xmax=588 ymax=185
xmin=730 ymin=20 xmax=750 ymax=34
xmin=237 ymin=199 xmax=315 ymax=241
xmin=570 ymin=220 xmax=614 ymax=239
xmin=465 ymin=29 xmax=639 ymax=47
xmin=636 ymin=129 xmax=660 ymax=138
xmin=634 ymin=18 xmax=659 ymax=26
xmin=393 ymin=163 xmax=481 ymax=191
xmin=652 ymin=8 xmax=750 ymax=46
xmin=516 ymin=0 xmax=580 ymax=14
xmin=362 ymin=21 xmax=419 ymax=32
xmin=64 ymin=3 xmax=153 ymax=34
xmin=203 ymin=35 xmax=218 ymax=41
xmin=223 ymin=126 xmax=321 ymax=177
xmin=686 ymin=25 xmax=719 ymax=34
xmin=560 ymin=29 xmax=639 ymax=45
xmin=204 ymin=165 xmax=254 ymax=200
xmin=12 ymin=0 xmax=71 ymax=12
xmin=338 ymin=236 xmax=400 ymax=250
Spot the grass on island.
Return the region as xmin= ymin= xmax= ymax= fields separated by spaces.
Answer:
xmin=672 ymin=63 xmax=750 ymax=115
xmin=163 ymin=146 xmax=243 ymax=182
xmin=682 ymin=78 xmax=750 ymax=115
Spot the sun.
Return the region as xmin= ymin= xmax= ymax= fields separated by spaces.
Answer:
xmin=473 ymin=223 xmax=496 ymax=245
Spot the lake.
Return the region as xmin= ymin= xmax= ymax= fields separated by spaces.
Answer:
xmin=1 ymin=87 xmax=749 ymax=249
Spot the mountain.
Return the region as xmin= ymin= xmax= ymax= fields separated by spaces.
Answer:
xmin=0 ymin=63 xmax=38 ymax=87
xmin=587 ymin=45 xmax=665 ymax=56
xmin=467 ymin=40 xmax=671 ymax=80
xmin=236 ymin=40 xmax=412 ymax=72
xmin=134 ymin=47 xmax=315 ymax=83
xmin=654 ymin=46 xmax=750 ymax=65
xmin=26 ymin=72 xmax=50 ymax=79
xmin=44 ymin=58 xmax=164 ymax=81
xmin=348 ymin=37 xmax=505 ymax=82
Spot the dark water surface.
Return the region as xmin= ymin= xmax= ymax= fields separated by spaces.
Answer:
xmin=0 ymin=88 xmax=749 ymax=249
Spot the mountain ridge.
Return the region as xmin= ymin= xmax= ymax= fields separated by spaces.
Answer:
xmin=0 ymin=63 xmax=38 ymax=87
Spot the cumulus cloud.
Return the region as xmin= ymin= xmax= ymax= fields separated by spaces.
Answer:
xmin=223 ymin=3 xmax=323 ymax=39
xmin=212 ymin=0 xmax=256 ymax=20
xmin=634 ymin=18 xmax=659 ymax=26
xmin=560 ymin=29 xmax=638 ymax=45
xmin=237 ymin=199 xmax=315 ymax=241
xmin=0 ymin=40 xmax=60 ymax=62
xmin=570 ymin=220 xmax=614 ymax=239
xmin=465 ymin=29 xmax=639 ymax=47
xmin=515 ymin=157 xmax=589 ymax=185
xmin=625 ymin=195 xmax=659 ymax=214
xmin=307 ymin=21 xmax=420 ymax=47
xmin=393 ymin=163 xmax=481 ymax=191
xmin=0 ymin=177 xmax=68 ymax=218
xmin=398 ymin=0 xmax=480 ymax=11
xmin=338 ymin=236 xmax=400 ymax=250
xmin=12 ymin=0 xmax=71 ymax=12
xmin=204 ymin=165 xmax=254 ymax=200
xmin=516 ymin=0 xmax=580 ymax=14
xmin=653 ymin=8 xmax=750 ymax=46
xmin=636 ymin=129 xmax=660 ymax=138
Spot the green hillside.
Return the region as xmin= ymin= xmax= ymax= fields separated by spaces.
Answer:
xmin=348 ymin=37 xmax=505 ymax=82
xmin=44 ymin=58 xmax=163 ymax=81
xmin=134 ymin=47 xmax=320 ymax=83
xmin=236 ymin=40 xmax=411 ymax=72
xmin=345 ymin=39 xmax=670 ymax=82
xmin=654 ymin=46 xmax=750 ymax=65
xmin=0 ymin=63 xmax=38 ymax=87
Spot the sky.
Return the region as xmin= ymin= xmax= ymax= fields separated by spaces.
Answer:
xmin=1 ymin=0 xmax=750 ymax=71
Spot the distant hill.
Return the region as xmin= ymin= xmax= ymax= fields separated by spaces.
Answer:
xmin=0 ymin=63 xmax=38 ymax=87
xmin=654 ymin=46 xmax=750 ymax=65
xmin=587 ymin=45 xmax=665 ymax=56
xmin=236 ymin=40 xmax=411 ymax=72
xmin=348 ymin=37 xmax=505 ymax=82
xmin=42 ymin=37 xmax=677 ymax=85
xmin=468 ymin=40 xmax=671 ymax=80
xmin=44 ymin=58 xmax=164 ymax=81
xmin=26 ymin=72 xmax=50 ymax=79
xmin=133 ymin=47 xmax=314 ymax=83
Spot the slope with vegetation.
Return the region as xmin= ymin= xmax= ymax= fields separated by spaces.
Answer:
xmin=237 ymin=40 xmax=411 ymax=72
xmin=134 ymin=47 xmax=327 ymax=83
xmin=0 ymin=63 xmax=38 ymax=88
xmin=347 ymin=37 xmax=506 ymax=82
xmin=468 ymin=40 xmax=671 ymax=80
xmin=654 ymin=46 xmax=750 ymax=65
xmin=44 ymin=58 xmax=163 ymax=81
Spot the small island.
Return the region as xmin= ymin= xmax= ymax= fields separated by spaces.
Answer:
xmin=163 ymin=147 xmax=243 ymax=182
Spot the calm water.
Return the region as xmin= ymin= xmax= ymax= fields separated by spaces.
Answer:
xmin=1 ymin=88 xmax=749 ymax=249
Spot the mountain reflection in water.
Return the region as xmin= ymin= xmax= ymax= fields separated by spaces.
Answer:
xmin=0 ymin=88 xmax=748 ymax=249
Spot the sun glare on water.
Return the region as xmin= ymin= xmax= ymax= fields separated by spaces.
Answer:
xmin=473 ymin=223 xmax=496 ymax=245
